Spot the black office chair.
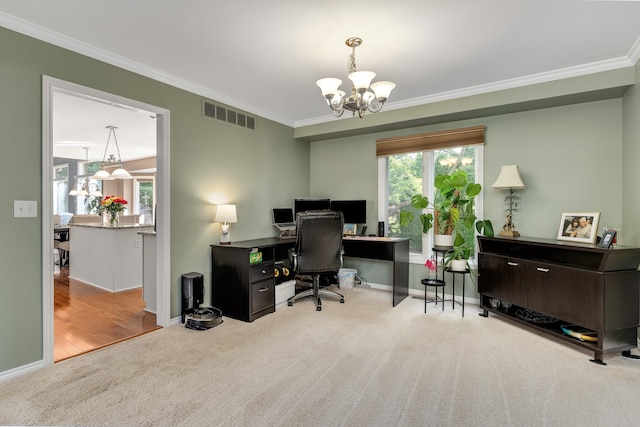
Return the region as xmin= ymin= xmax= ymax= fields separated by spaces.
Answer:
xmin=287 ymin=210 xmax=345 ymax=311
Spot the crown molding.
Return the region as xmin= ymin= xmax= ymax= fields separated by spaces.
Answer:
xmin=296 ymin=54 xmax=637 ymax=128
xmin=3 ymin=12 xmax=639 ymax=130
xmin=0 ymin=12 xmax=294 ymax=127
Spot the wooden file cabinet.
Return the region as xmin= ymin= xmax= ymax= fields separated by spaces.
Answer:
xmin=211 ymin=238 xmax=289 ymax=322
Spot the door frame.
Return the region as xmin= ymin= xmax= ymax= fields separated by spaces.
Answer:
xmin=41 ymin=76 xmax=171 ymax=366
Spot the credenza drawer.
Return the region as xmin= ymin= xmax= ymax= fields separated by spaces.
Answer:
xmin=250 ymin=264 xmax=274 ymax=283
xmin=251 ymin=279 xmax=274 ymax=315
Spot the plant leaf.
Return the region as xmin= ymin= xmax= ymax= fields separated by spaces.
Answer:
xmin=419 ymin=213 xmax=434 ymax=234
xmin=410 ymin=194 xmax=429 ymax=210
xmin=399 ymin=211 xmax=414 ymax=227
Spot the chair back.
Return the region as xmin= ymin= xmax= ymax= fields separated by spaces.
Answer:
xmin=293 ymin=210 xmax=344 ymax=274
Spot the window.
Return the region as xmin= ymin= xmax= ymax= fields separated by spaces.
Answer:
xmin=377 ymin=126 xmax=484 ymax=264
xmin=134 ymin=177 xmax=155 ymax=224
xmin=53 ymin=164 xmax=69 ymax=214
xmin=76 ymin=161 xmax=103 ymax=214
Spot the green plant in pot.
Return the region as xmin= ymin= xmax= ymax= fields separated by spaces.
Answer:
xmin=444 ymin=219 xmax=495 ymax=285
xmin=399 ymin=169 xmax=482 ymax=248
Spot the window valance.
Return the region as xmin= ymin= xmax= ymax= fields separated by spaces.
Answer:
xmin=376 ymin=125 xmax=485 ymax=157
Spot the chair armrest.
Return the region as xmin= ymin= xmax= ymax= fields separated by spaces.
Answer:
xmin=289 ymin=249 xmax=298 ymax=271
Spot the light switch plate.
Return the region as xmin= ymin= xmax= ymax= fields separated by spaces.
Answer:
xmin=14 ymin=200 xmax=37 ymax=218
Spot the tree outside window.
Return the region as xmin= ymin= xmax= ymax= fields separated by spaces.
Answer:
xmin=385 ymin=146 xmax=481 ymax=260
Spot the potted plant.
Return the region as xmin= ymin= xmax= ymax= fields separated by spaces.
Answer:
xmin=445 ymin=219 xmax=494 ymax=274
xmin=400 ymin=169 xmax=482 ymax=248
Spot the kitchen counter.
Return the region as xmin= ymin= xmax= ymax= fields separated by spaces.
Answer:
xmin=69 ymin=224 xmax=154 ymax=292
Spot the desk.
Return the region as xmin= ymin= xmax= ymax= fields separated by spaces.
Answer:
xmin=342 ymin=236 xmax=410 ymax=307
xmin=211 ymin=236 xmax=409 ymax=322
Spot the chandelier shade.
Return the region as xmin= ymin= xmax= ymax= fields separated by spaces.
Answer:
xmin=316 ymin=37 xmax=395 ymax=118
xmin=91 ymin=125 xmax=132 ymax=180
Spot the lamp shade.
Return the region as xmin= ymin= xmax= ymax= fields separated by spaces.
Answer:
xmin=492 ymin=165 xmax=525 ymax=189
xmin=348 ymin=71 xmax=376 ymax=90
xmin=214 ymin=204 xmax=237 ymax=223
xmin=110 ymin=167 xmax=133 ymax=179
xmin=316 ymin=78 xmax=342 ymax=96
xmin=91 ymin=169 xmax=114 ymax=180
xmin=370 ymin=81 xmax=396 ymax=100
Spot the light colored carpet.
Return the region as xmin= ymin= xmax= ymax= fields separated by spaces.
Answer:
xmin=2 ymin=286 xmax=640 ymax=426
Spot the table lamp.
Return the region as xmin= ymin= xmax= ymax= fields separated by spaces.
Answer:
xmin=214 ymin=204 xmax=237 ymax=244
xmin=492 ymin=165 xmax=526 ymax=237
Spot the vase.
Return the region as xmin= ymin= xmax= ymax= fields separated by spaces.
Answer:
xmin=450 ymin=259 xmax=467 ymax=272
xmin=109 ymin=211 xmax=119 ymax=227
xmin=434 ymin=233 xmax=454 ymax=248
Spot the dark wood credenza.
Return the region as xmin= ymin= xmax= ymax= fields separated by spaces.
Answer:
xmin=477 ymin=236 xmax=640 ymax=364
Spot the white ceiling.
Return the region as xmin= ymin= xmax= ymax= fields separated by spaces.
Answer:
xmin=2 ymin=0 xmax=640 ymax=161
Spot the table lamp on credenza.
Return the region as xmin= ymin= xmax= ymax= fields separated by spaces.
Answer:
xmin=492 ymin=165 xmax=526 ymax=237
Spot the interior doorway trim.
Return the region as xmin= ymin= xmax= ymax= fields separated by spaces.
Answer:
xmin=41 ymin=75 xmax=171 ymax=366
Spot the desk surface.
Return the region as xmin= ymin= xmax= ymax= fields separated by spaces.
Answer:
xmin=214 ymin=235 xmax=408 ymax=249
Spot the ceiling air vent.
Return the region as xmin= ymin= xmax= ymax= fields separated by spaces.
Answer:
xmin=202 ymin=100 xmax=256 ymax=131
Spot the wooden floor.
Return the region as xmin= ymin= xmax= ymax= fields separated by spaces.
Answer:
xmin=54 ymin=263 xmax=161 ymax=362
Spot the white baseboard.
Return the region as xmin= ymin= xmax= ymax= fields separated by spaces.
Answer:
xmin=365 ymin=281 xmax=480 ymax=306
xmin=0 ymin=360 xmax=44 ymax=383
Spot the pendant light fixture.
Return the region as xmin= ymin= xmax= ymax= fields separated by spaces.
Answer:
xmin=91 ymin=125 xmax=132 ymax=180
xmin=316 ymin=37 xmax=396 ymax=118
xmin=69 ymin=147 xmax=102 ymax=197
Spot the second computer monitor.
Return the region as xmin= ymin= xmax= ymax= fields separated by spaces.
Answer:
xmin=294 ymin=198 xmax=331 ymax=217
xmin=330 ymin=199 xmax=366 ymax=224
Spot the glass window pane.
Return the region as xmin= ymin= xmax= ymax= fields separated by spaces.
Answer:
xmin=136 ymin=179 xmax=155 ymax=224
xmin=434 ymin=146 xmax=478 ymax=255
xmin=387 ymin=152 xmax=423 ymax=252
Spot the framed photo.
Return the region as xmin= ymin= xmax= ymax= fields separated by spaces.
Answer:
xmin=557 ymin=212 xmax=600 ymax=244
xmin=598 ymin=229 xmax=616 ymax=248
xmin=343 ymin=223 xmax=357 ymax=236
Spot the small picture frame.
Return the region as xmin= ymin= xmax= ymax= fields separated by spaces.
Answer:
xmin=557 ymin=212 xmax=600 ymax=244
xmin=598 ymin=229 xmax=616 ymax=248
xmin=343 ymin=223 xmax=357 ymax=236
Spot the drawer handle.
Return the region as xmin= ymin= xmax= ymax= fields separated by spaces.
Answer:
xmin=507 ymin=262 xmax=519 ymax=267
xmin=258 ymin=287 xmax=269 ymax=292
xmin=261 ymin=269 xmax=267 ymax=274
xmin=536 ymin=267 xmax=550 ymax=273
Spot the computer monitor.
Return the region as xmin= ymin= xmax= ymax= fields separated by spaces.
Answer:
xmin=330 ymin=200 xmax=366 ymax=224
xmin=294 ymin=198 xmax=331 ymax=217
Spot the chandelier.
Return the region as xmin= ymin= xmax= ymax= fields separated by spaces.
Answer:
xmin=316 ymin=37 xmax=396 ymax=118
xmin=91 ymin=125 xmax=132 ymax=180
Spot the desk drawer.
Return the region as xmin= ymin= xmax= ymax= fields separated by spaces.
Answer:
xmin=251 ymin=279 xmax=274 ymax=315
xmin=250 ymin=263 xmax=274 ymax=283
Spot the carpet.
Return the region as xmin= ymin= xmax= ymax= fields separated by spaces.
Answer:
xmin=2 ymin=286 xmax=640 ymax=426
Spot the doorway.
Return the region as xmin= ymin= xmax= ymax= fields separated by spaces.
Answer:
xmin=42 ymin=76 xmax=171 ymax=366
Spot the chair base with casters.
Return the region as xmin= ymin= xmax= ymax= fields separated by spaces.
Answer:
xmin=287 ymin=274 xmax=344 ymax=311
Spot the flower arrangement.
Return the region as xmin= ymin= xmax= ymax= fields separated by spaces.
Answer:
xmin=425 ymin=257 xmax=437 ymax=272
xmin=425 ymin=255 xmax=438 ymax=278
xmin=101 ymin=196 xmax=128 ymax=225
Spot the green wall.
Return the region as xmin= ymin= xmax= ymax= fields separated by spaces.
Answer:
xmin=310 ymin=99 xmax=625 ymax=294
xmin=622 ymin=61 xmax=640 ymax=244
xmin=0 ymin=27 xmax=308 ymax=373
